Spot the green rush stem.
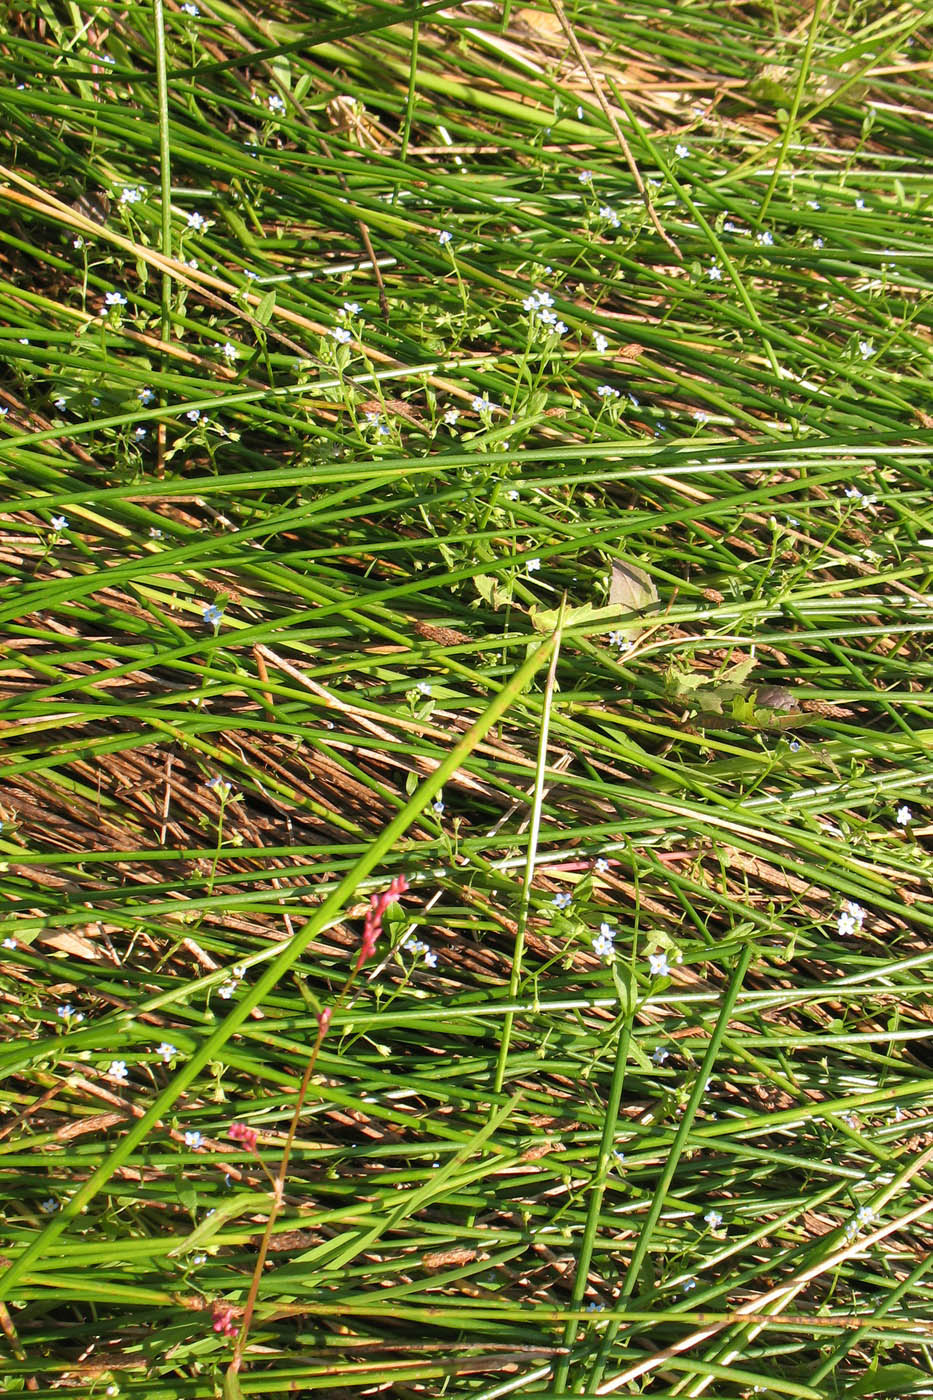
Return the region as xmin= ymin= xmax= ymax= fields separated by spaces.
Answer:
xmin=584 ymin=942 xmax=756 ymax=1391
xmin=152 ymin=0 xmax=173 ymax=472
xmin=553 ymin=1015 xmax=633 ymax=1390
xmin=758 ymin=0 xmax=826 ymax=227
xmin=494 ymin=604 xmax=564 ymax=1093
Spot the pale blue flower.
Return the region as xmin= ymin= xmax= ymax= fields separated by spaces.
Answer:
xmin=187 ymin=211 xmax=207 ymax=230
xmin=896 ymin=804 xmax=912 ymax=826
xmin=202 ymin=603 xmax=223 ymax=626
xmin=331 ymin=326 xmax=352 ymax=345
xmin=553 ymin=891 xmax=572 ymax=910
xmin=109 ymin=1060 xmax=129 ymax=1082
xmin=105 ymin=290 xmax=127 ymax=306
xmin=438 ymin=230 xmax=453 ymax=245
xmin=184 ymin=1130 xmax=202 ymax=1149
xmin=648 ymin=951 xmax=670 ymax=978
xmin=675 ymin=143 xmax=690 ymax=158
xmin=51 ymin=515 xmax=69 ymax=531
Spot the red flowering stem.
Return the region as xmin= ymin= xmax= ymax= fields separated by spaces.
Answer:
xmin=229 ymin=876 xmax=407 ymax=1378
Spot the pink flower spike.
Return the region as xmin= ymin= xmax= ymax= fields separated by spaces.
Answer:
xmin=354 ymin=875 xmax=409 ymax=969
xmin=228 ymin=1122 xmax=258 ymax=1152
xmin=212 ymin=1303 xmax=238 ymax=1336
xmin=317 ymin=1006 xmax=332 ymax=1036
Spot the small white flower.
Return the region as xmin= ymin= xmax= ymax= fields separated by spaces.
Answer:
xmin=757 ymin=230 xmax=773 ymax=246
xmin=593 ymin=331 xmax=608 ymax=353
xmin=598 ymin=205 xmax=620 ymax=228
xmin=553 ymin=319 xmax=568 ymax=336
xmin=507 ymin=489 xmax=519 ymax=500
xmin=837 ymin=911 xmax=856 ymax=937
xmin=51 ymin=515 xmax=69 ymax=531
xmin=221 ymin=341 xmax=238 ymax=363
xmin=331 ymin=326 xmax=352 ymax=345
xmin=157 ymin=1042 xmax=177 ymax=1063
xmin=139 ymin=387 xmax=155 ymax=405
xmin=723 ymin=220 xmax=737 ymax=232
xmin=693 ymin=409 xmax=709 ymax=423
xmin=104 ymin=290 xmax=127 ymax=306
xmin=186 ymin=408 xmax=201 ymax=422
xmin=858 ymin=340 xmax=875 ymax=359
xmin=682 ymin=1277 xmax=697 ymax=1293
xmin=845 ymin=901 xmax=865 ymax=926
xmin=438 ymin=230 xmax=453 ymax=245
xmin=433 ymin=798 xmax=445 ymax=815
xmin=54 ymin=396 xmax=67 ymax=411
xmin=184 ymin=1130 xmax=202 ymax=1148
xmin=135 ymin=427 xmax=147 ymax=440
xmin=578 ymin=169 xmax=593 ymax=184
xmin=472 ymin=395 xmax=496 ymax=414
xmin=108 ymin=1060 xmax=129 ymax=1082
xmin=267 ymin=93 xmax=286 ymax=114
xmin=341 ymin=301 xmax=361 ymax=317
xmin=596 ymin=384 xmax=619 ymax=399
xmin=595 ymin=858 xmax=609 ymax=874
xmin=416 ymin=680 xmax=431 ymax=696
xmin=648 ymin=951 xmax=670 ymax=978
xmin=553 ymin=891 xmax=572 ymax=910
xmin=187 ymin=210 xmax=207 ymax=230
xmin=40 ymin=1198 xmax=58 ymax=1213
xmin=119 ymin=186 xmax=143 ymax=205
xmin=181 ymin=2 xmax=199 ymax=14
xmin=57 ymin=1004 xmax=74 ymax=1019
xmin=443 ymin=408 xmax=460 ymax=425
xmin=423 ymin=949 xmax=438 ymax=968
xmin=149 ymin=527 xmax=163 ymax=539
xmin=704 ymin=1209 xmax=723 ymax=1229
xmin=813 ymin=237 xmax=824 ymax=248
xmin=592 ymin=935 xmax=614 ymax=961
xmin=652 ymin=1046 xmax=669 ymax=1065
xmin=896 ymin=804 xmax=912 ymax=826
xmin=526 ymin=557 xmax=541 ymax=573
xmin=807 ymin=199 xmax=821 ymax=210
xmin=74 ymin=236 xmax=85 ymax=249
xmin=855 ymin=197 xmax=865 ymax=210
xmin=217 ymin=979 xmax=238 ymax=998
xmin=3 ymin=938 xmax=16 ymax=950
xmin=707 ymin=262 xmax=723 ymax=281
xmin=675 ymin=143 xmax=690 ymax=158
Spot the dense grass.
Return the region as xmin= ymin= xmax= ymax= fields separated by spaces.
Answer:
xmin=1 ymin=1 xmax=932 ymax=1396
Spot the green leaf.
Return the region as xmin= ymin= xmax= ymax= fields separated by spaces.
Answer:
xmin=847 ymin=1364 xmax=929 ymax=1397
xmin=254 ymin=289 xmax=277 ymax=326
xmin=608 ymin=557 xmax=659 ymax=614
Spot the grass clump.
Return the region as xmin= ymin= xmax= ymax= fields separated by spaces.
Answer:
xmin=1 ymin=1 xmax=932 ymax=1396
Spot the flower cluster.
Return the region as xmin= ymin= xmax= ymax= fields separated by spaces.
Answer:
xmin=228 ymin=1121 xmax=259 ymax=1152
xmin=218 ymin=965 xmax=244 ymax=999
xmin=212 ymin=1303 xmax=238 ymax=1336
xmin=357 ymin=875 xmax=409 ymax=969
xmin=836 ymin=900 xmax=865 ymax=937
xmin=401 ymin=934 xmax=438 ymax=968
xmin=522 ymin=288 xmax=567 ymax=335
xmin=592 ymin=921 xmax=615 ymax=961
